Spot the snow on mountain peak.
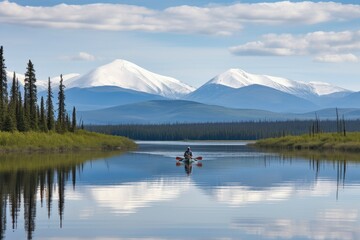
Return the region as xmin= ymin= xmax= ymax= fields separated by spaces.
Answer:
xmin=67 ymin=59 xmax=195 ymax=98
xmin=308 ymin=81 xmax=348 ymax=95
xmin=207 ymin=68 xmax=349 ymax=97
xmin=6 ymin=70 xmax=80 ymax=91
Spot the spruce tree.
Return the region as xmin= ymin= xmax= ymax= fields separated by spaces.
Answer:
xmin=9 ymin=72 xmax=18 ymax=128
xmin=46 ymin=77 xmax=55 ymax=131
xmin=0 ymin=46 xmax=8 ymax=128
xmin=39 ymin=97 xmax=48 ymax=132
xmin=2 ymin=113 xmax=16 ymax=132
xmin=17 ymin=91 xmax=27 ymax=132
xmin=66 ymin=113 xmax=71 ymax=131
xmin=71 ymin=107 xmax=77 ymax=132
xmin=24 ymin=60 xmax=38 ymax=130
xmin=57 ymin=74 xmax=66 ymax=132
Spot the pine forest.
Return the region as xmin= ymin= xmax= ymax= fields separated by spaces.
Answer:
xmin=0 ymin=46 xmax=76 ymax=133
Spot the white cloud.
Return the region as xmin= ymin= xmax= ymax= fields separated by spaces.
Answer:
xmin=0 ymin=1 xmax=359 ymax=35
xmin=315 ymin=54 xmax=359 ymax=63
xmin=62 ymin=52 xmax=97 ymax=61
xmin=230 ymin=30 xmax=360 ymax=62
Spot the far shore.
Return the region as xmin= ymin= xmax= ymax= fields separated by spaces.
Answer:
xmin=253 ymin=132 xmax=360 ymax=152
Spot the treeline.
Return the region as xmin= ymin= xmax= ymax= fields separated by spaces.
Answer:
xmin=0 ymin=46 xmax=77 ymax=132
xmin=86 ymin=120 xmax=360 ymax=140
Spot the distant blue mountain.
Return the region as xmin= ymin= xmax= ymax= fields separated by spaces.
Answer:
xmin=78 ymin=100 xmax=360 ymax=125
xmin=39 ymin=86 xmax=166 ymax=111
xmin=186 ymin=84 xmax=319 ymax=113
xmin=78 ymin=100 xmax=292 ymax=124
xmin=329 ymin=92 xmax=360 ymax=108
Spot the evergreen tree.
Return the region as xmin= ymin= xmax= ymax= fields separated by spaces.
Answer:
xmin=57 ymin=74 xmax=66 ymax=132
xmin=8 ymin=72 xmax=18 ymax=129
xmin=17 ymin=91 xmax=27 ymax=132
xmin=39 ymin=97 xmax=48 ymax=132
xmin=66 ymin=113 xmax=71 ymax=131
xmin=71 ymin=107 xmax=76 ymax=132
xmin=2 ymin=113 xmax=16 ymax=132
xmin=24 ymin=60 xmax=38 ymax=130
xmin=0 ymin=46 xmax=8 ymax=128
xmin=46 ymin=78 xmax=55 ymax=131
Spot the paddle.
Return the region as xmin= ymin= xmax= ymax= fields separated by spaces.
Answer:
xmin=176 ymin=156 xmax=202 ymax=161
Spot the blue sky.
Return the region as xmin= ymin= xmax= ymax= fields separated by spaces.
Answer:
xmin=0 ymin=0 xmax=359 ymax=89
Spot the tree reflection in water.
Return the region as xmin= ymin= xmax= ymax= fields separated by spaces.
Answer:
xmin=264 ymin=149 xmax=352 ymax=199
xmin=0 ymin=151 xmax=121 ymax=240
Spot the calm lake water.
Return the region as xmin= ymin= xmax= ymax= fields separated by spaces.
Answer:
xmin=1 ymin=141 xmax=360 ymax=240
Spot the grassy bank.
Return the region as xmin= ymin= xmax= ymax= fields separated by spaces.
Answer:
xmin=254 ymin=132 xmax=360 ymax=152
xmin=0 ymin=130 xmax=136 ymax=152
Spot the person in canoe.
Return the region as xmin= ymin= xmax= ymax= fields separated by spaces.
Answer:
xmin=184 ymin=147 xmax=193 ymax=160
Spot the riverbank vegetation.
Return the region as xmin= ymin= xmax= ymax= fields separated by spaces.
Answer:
xmin=0 ymin=46 xmax=136 ymax=151
xmin=255 ymin=132 xmax=360 ymax=152
xmin=0 ymin=130 xmax=136 ymax=153
xmin=87 ymin=119 xmax=360 ymax=140
xmin=1 ymin=46 xmax=74 ymax=133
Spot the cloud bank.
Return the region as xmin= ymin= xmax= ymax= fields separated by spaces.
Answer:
xmin=0 ymin=1 xmax=359 ymax=35
xmin=230 ymin=30 xmax=360 ymax=62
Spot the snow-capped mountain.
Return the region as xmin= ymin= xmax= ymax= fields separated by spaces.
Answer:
xmin=186 ymin=68 xmax=352 ymax=112
xmin=203 ymin=69 xmax=349 ymax=98
xmin=6 ymin=70 xmax=80 ymax=91
xmin=66 ymin=59 xmax=195 ymax=99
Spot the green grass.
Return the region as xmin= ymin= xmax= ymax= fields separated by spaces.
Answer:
xmin=0 ymin=130 xmax=136 ymax=152
xmin=254 ymin=132 xmax=360 ymax=151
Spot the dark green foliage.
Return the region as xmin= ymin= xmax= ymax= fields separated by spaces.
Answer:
xmin=24 ymin=60 xmax=38 ymax=130
xmin=56 ymin=74 xmax=66 ymax=133
xmin=66 ymin=113 xmax=71 ymax=131
xmin=8 ymin=72 xmax=18 ymax=128
xmin=87 ymin=119 xmax=360 ymax=141
xmin=46 ymin=78 xmax=55 ymax=131
xmin=2 ymin=113 xmax=16 ymax=132
xmin=0 ymin=46 xmax=8 ymax=128
xmin=39 ymin=97 xmax=48 ymax=132
xmin=71 ymin=107 xmax=76 ymax=132
xmin=16 ymin=91 xmax=27 ymax=132
xmin=0 ymin=46 xmax=71 ymax=134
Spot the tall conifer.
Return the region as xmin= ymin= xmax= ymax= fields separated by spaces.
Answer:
xmin=46 ymin=78 xmax=55 ymax=131
xmin=17 ymin=91 xmax=27 ymax=132
xmin=71 ymin=107 xmax=76 ymax=132
xmin=0 ymin=46 xmax=8 ymax=128
xmin=24 ymin=60 xmax=38 ymax=130
xmin=8 ymin=72 xmax=18 ymax=129
xmin=57 ymin=74 xmax=66 ymax=132
xmin=39 ymin=97 xmax=47 ymax=132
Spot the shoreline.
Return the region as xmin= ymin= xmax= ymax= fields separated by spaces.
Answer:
xmin=254 ymin=132 xmax=360 ymax=152
xmin=0 ymin=130 xmax=137 ymax=153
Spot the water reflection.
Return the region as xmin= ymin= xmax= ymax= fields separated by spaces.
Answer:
xmin=0 ymin=151 xmax=122 ymax=240
xmin=267 ymin=150 xmax=351 ymax=199
xmin=176 ymin=160 xmax=203 ymax=176
xmin=233 ymin=210 xmax=360 ymax=240
xmin=1 ymin=143 xmax=360 ymax=240
xmin=90 ymin=179 xmax=191 ymax=214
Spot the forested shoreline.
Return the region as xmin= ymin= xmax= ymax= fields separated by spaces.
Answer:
xmin=86 ymin=119 xmax=360 ymax=140
xmin=0 ymin=46 xmax=76 ymax=132
xmin=0 ymin=46 xmax=136 ymax=151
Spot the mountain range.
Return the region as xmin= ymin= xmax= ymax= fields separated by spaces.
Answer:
xmin=6 ymin=59 xmax=359 ymax=124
